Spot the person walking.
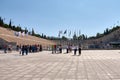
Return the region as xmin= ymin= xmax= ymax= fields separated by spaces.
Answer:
xmin=21 ymin=45 xmax=25 ymax=56
xmin=39 ymin=45 xmax=42 ymax=52
xmin=52 ymin=45 xmax=54 ymax=54
xmin=74 ymin=46 xmax=77 ymax=55
xmin=78 ymin=46 xmax=81 ymax=56
xmin=54 ymin=45 xmax=57 ymax=53
xmin=4 ymin=44 xmax=7 ymax=53
xmin=25 ymin=45 xmax=28 ymax=55
xmin=59 ymin=45 xmax=62 ymax=53
xmin=19 ymin=45 xmax=22 ymax=54
xmin=66 ymin=45 xmax=69 ymax=53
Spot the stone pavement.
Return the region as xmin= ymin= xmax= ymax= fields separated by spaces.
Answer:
xmin=0 ymin=50 xmax=120 ymax=80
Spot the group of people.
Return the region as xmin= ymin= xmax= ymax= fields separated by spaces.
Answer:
xmin=51 ymin=45 xmax=63 ymax=54
xmin=73 ymin=46 xmax=81 ymax=56
xmin=3 ymin=44 xmax=12 ymax=53
xmin=51 ymin=44 xmax=82 ymax=56
xmin=2 ymin=44 xmax=81 ymax=56
xmin=16 ymin=44 xmax=42 ymax=56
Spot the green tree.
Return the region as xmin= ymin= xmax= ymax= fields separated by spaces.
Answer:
xmin=43 ymin=35 xmax=47 ymax=39
xmin=73 ymin=34 xmax=77 ymax=40
xmin=9 ymin=19 xmax=12 ymax=28
xmin=0 ymin=17 xmax=4 ymax=27
xmin=81 ymin=34 xmax=86 ymax=40
xmin=12 ymin=25 xmax=16 ymax=30
xmin=3 ymin=24 xmax=9 ymax=28
xmin=104 ymin=28 xmax=109 ymax=35
xmin=34 ymin=34 xmax=41 ymax=38
xmin=41 ymin=33 xmax=44 ymax=38
xmin=62 ymin=36 xmax=68 ymax=40
xmin=15 ymin=26 xmax=22 ymax=31
xmin=78 ymin=35 xmax=82 ymax=40
xmin=25 ymin=27 xmax=28 ymax=34
xmin=96 ymin=33 xmax=102 ymax=38
xmin=32 ymin=28 xmax=35 ymax=35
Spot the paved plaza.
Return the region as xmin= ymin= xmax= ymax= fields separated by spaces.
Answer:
xmin=0 ymin=50 xmax=120 ymax=80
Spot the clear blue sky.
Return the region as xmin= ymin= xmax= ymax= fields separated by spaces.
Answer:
xmin=1 ymin=0 xmax=120 ymax=37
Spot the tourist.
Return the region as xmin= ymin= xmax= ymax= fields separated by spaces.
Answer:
xmin=78 ymin=46 xmax=81 ymax=56
xmin=59 ymin=45 xmax=62 ymax=53
xmin=54 ymin=45 xmax=57 ymax=53
xmin=8 ymin=45 xmax=12 ymax=53
xmin=16 ymin=45 xmax=19 ymax=51
xmin=74 ymin=45 xmax=77 ymax=55
xmin=66 ymin=45 xmax=69 ymax=53
xmin=21 ymin=45 xmax=25 ymax=56
xmin=25 ymin=45 xmax=28 ymax=55
xmin=4 ymin=44 xmax=7 ymax=53
xmin=39 ymin=45 xmax=42 ymax=52
xmin=52 ymin=45 xmax=54 ymax=54
xmin=70 ymin=45 xmax=72 ymax=52
xmin=19 ymin=45 xmax=22 ymax=54
xmin=29 ymin=45 xmax=32 ymax=53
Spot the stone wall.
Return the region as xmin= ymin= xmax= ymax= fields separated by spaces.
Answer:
xmin=0 ymin=38 xmax=16 ymax=49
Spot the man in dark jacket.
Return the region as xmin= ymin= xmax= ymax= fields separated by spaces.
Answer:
xmin=78 ymin=47 xmax=81 ymax=56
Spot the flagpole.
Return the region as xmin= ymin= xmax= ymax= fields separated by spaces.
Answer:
xmin=77 ymin=30 xmax=79 ymax=47
xmin=117 ymin=21 xmax=119 ymax=26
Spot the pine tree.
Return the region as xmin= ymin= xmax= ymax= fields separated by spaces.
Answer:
xmin=73 ymin=34 xmax=77 ymax=40
xmin=105 ymin=28 xmax=109 ymax=34
xmin=9 ymin=19 xmax=12 ymax=28
xmin=42 ymin=33 xmax=44 ymax=38
xmin=0 ymin=17 xmax=4 ymax=27
xmin=12 ymin=26 xmax=16 ymax=30
xmin=25 ymin=27 xmax=28 ymax=34
xmin=32 ymin=28 xmax=35 ymax=35
xmin=44 ymin=35 xmax=46 ymax=39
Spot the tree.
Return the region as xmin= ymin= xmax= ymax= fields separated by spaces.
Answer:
xmin=104 ymin=28 xmax=109 ymax=35
xmin=41 ymin=33 xmax=44 ymax=38
xmin=43 ymin=35 xmax=46 ymax=39
xmin=15 ymin=26 xmax=22 ymax=31
xmin=81 ymin=34 xmax=86 ymax=40
xmin=3 ymin=24 xmax=9 ymax=28
xmin=78 ymin=34 xmax=87 ymax=40
xmin=34 ymin=34 xmax=41 ymax=38
xmin=25 ymin=27 xmax=28 ymax=34
xmin=32 ymin=28 xmax=35 ymax=35
xmin=9 ymin=19 xmax=12 ymax=28
xmin=12 ymin=25 xmax=16 ymax=30
xmin=0 ymin=17 xmax=4 ymax=27
xmin=73 ymin=34 xmax=77 ymax=40
xmin=62 ymin=36 xmax=68 ymax=40
xmin=96 ymin=33 xmax=101 ymax=38
xmin=78 ymin=35 xmax=82 ymax=40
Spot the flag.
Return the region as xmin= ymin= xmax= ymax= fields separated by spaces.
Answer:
xmin=79 ymin=30 xmax=81 ymax=35
xmin=69 ymin=31 xmax=71 ymax=37
xmin=64 ymin=30 xmax=67 ymax=34
xmin=58 ymin=30 xmax=62 ymax=37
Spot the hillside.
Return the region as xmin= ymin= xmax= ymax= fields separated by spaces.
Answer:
xmin=82 ymin=27 xmax=120 ymax=49
xmin=0 ymin=27 xmax=56 ymax=46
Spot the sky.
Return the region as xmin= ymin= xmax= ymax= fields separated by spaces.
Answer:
xmin=1 ymin=0 xmax=120 ymax=37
